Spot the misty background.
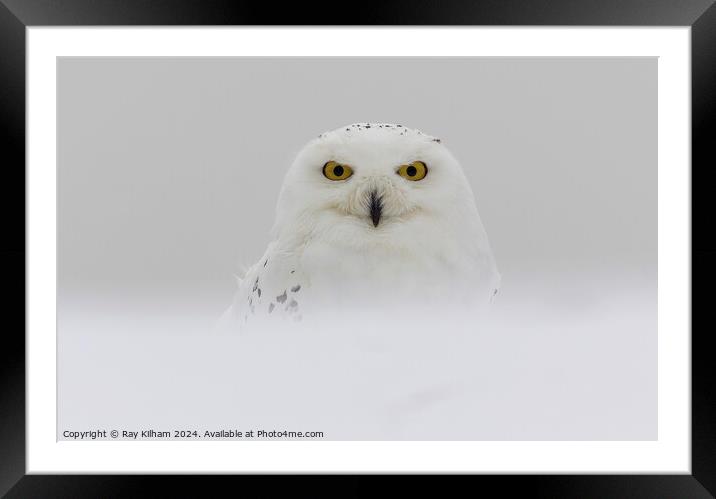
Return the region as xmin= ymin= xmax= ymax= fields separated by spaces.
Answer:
xmin=57 ymin=57 xmax=656 ymax=440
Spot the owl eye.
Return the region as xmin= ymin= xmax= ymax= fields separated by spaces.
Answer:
xmin=323 ymin=161 xmax=353 ymax=181
xmin=397 ymin=161 xmax=428 ymax=181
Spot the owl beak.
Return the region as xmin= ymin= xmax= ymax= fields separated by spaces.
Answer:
xmin=369 ymin=190 xmax=383 ymax=227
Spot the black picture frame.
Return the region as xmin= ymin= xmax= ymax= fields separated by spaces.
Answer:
xmin=1 ymin=1 xmax=714 ymax=497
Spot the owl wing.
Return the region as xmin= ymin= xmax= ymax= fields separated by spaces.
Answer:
xmin=219 ymin=242 xmax=307 ymax=331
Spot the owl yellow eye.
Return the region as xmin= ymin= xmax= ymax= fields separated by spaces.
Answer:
xmin=397 ymin=161 xmax=428 ymax=181
xmin=323 ymin=161 xmax=353 ymax=181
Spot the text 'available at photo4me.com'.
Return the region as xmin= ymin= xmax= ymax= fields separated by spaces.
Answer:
xmin=61 ymin=428 xmax=326 ymax=440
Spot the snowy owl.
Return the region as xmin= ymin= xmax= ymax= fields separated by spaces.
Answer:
xmin=221 ymin=123 xmax=500 ymax=330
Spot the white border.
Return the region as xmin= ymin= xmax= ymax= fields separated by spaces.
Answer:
xmin=27 ymin=27 xmax=690 ymax=473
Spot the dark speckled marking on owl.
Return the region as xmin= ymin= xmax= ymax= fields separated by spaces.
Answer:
xmin=276 ymin=291 xmax=287 ymax=304
xmin=493 ymin=289 xmax=498 ymax=296
xmin=268 ymin=303 xmax=275 ymax=313
xmin=291 ymin=285 xmax=301 ymax=293
xmin=252 ymin=277 xmax=259 ymax=292
xmin=290 ymin=270 xmax=295 ymax=274
xmin=432 ymin=138 xmax=441 ymax=143
xmin=287 ymin=299 xmax=298 ymax=309
xmin=257 ymin=288 xmax=262 ymax=298
xmin=264 ymin=259 xmax=268 ymax=267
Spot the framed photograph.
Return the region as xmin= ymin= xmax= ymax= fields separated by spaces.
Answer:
xmin=2 ymin=0 xmax=714 ymax=496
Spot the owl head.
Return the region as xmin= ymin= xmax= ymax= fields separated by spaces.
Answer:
xmin=272 ymin=123 xmax=490 ymax=253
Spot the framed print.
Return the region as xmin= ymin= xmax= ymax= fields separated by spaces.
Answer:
xmin=2 ymin=0 xmax=715 ymax=496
